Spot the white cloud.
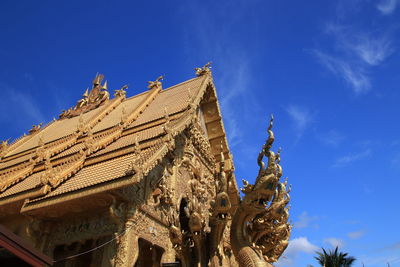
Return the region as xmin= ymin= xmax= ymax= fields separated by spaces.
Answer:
xmin=0 ymin=82 xmax=46 ymax=129
xmin=347 ymin=230 xmax=365 ymax=239
xmin=324 ymin=237 xmax=344 ymax=248
xmin=326 ymin=23 xmax=394 ymax=67
xmin=179 ymin=1 xmax=258 ymax=148
xmin=218 ymin=61 xmax=250 ymax=147
xmin=360 ymin=255 xmax=400 ymax=266
xmin=276 ymin=237 xmax=319 ymax=266
xmin=313 ymin=50 xmax=370 ymax=94
xmin=286 ymin=105 xmax=313 ymax=139
xmin=385 ymin=242 xmax=400 ymax=250
xmin=314 ymin=22 xmax=394 ymax=94
xmin=351 ymin=35 xmax=394 ymax=66
xmin=318 ymin=129 xmax=346 ymax=147
xmin=377 ymin=0 xmax=397 ymax=15
xmin=294 ymin=211 xmax=319 ymax=229
xmin=333 ymin=149 xmax=371 ymax=167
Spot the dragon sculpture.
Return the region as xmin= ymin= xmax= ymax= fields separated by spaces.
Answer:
xmin=230 ymin=116 xmax=292 ymax=266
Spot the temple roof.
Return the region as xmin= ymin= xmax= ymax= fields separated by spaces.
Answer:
xmin=0 ymin=67 xmax=237 ymax=217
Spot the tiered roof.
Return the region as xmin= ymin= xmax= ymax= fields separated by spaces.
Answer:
xmin=0 ymin=67 xmax=236 ymax=218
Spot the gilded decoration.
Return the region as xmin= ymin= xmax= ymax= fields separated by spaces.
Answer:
xmin=230 ymin=116 xmax=292 ymax=266
xmin=147 ymin=75 xmax=164 ymax=90
xmin=195 ymin=62 xmax=212 ymax=77
xmin=0 ymin=67 xmax=291 ymax=267
xmin=59 ymin=74 xmax=110 ymax=119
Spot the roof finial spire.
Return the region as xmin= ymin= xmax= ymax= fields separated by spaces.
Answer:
xmin=147 ymin=75 xmax=164 ymax=89
xmin=195 ymin=62 xmax=212 ymax=76
xmin=93 ymin=73 xmax=104 ymax=87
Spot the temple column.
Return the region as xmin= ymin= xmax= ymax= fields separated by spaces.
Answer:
xmin=113 ymin=206 xmax=140 ymax=267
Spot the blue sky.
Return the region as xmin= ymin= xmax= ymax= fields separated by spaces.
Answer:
xmin=1 ymin=0 xmax=399 ymax=266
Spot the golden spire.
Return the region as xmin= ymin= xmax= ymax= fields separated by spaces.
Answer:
xmin=83 ymin=88 xmax=89 ymax=97
xmin=93 ymin=73 xmax=104 ymax=87
xmin=195 ymin=62 xmax=212 ymax=76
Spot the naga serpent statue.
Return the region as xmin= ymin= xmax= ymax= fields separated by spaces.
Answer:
xmin=230 ymin=116 xmax=292 ymax=267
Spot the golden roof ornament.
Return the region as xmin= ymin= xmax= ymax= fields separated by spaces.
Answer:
xmin=195 ymin=62 xmax=212 ymax=76
xmin=93 ymin=73 xmax=103 ymax=86
xmin=29 ymin=123 xmax=43 ymax=135
xmin=59 ymin=73 xmax=110 ymax=119
xmin=0 ymin=139 xmax=10 ymax=157
xmin=147 ymin=75 xmax=164 ymax=90
xmin=114 ymin=85 xmax=128 ymax=98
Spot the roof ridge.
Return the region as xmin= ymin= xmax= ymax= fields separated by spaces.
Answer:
xmin=23 ymin=84 xmax=163 ymax=200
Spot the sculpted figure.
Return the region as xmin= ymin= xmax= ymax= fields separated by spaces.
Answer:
xmin=230 ymin=117 xmax=291 ymax=267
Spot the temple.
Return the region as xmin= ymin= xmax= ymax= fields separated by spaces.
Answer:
xmin=0 ymin=64 xmax=291 ymax=267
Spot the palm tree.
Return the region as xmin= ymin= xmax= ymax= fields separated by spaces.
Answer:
xmin=313 ymin=246 xmax=356 ymax=267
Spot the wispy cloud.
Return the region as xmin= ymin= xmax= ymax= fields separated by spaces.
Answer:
xmin=313 ymin=7 xmax=395 ymax=94
xmin=326 ymin=23 xmax=394 ymax=66
xmin=347 ymin=230 xmax=365 ymax=239
xmin=318 ymin=129 xmax=346 ymax=147
xmin=294 ymin=211 xmax=319 ymax=229
xmin=179 ymin=1 xmax=257 ymax=148
xmin=276 ymin=237 xmax=319 ymax=266
xmin=351 ymin=35 xmax=394 ymax=66
xmin=324 ymin=237 xmax=344 ymax=248
xmin=360 ymin=255 xmax=400 ymax=266
xmin=384 ymin=242 xmax=400 ymax=250
xmin=377 ymin=0 xmax=398 ymax=15
xmin=0 ymin=82 xmax=46 ymax=135
xmin=333 ymin=148 xmax=371 ymax=167
xmin=286 ymin=105 xmax=313 ymax=139
xmin=218 ymin=60 xmax=251 ymax=147
xmin=314 ymin=50 xmax=370 ymax=94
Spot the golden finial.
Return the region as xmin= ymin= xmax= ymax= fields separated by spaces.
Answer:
xmin=195 ymin=62 xmax=212 ymax=76
xmin=29 ymin=123 xmax=43 ymax=134
xmin=114 ymin=85 xmax=128 ymax=98
xmin=93 ymin=73 xmax=104 ymax=87
xmin=103 ymin=80 xmax=108 ymax=90
xmin=83 ymin=88 xmax=89 ymax=97
xmin=268 ymin=114 xmax=274 ymax=131
xmin=147 ymin=75 xmax=164 ymax=89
